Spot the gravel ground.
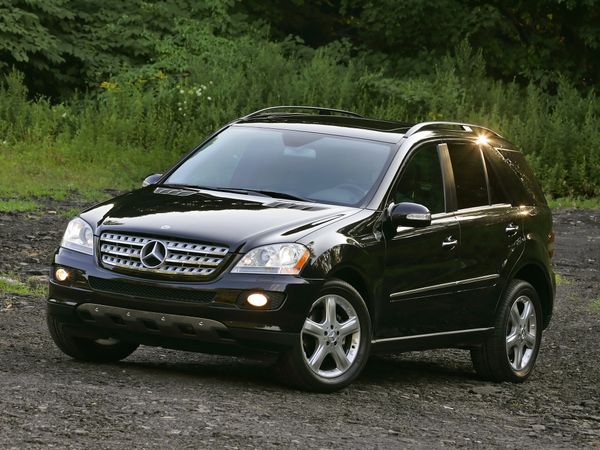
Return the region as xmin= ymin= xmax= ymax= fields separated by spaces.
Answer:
xmin=0 ymin=200 xmax=599 ymax=449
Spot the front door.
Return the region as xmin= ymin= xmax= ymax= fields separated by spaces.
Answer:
xmin=380 ymin=142 xmax=462 ymax=338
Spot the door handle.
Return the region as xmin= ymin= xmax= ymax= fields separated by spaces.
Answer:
xmin=505 ymin=223 xmax=519 ymax=236
xmin=442 ymin=236 xmax=458 ymax=249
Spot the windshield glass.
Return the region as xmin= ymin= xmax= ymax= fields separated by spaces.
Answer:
xmin=165 ymin=126 xmax=394 ymax=206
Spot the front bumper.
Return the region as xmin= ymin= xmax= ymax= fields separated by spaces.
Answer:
xmin=48 ymin=247 xmax=324 ymax=355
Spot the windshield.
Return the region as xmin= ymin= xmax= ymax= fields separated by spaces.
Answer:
xmin=165 ymin=126 xmax=395 ymax=206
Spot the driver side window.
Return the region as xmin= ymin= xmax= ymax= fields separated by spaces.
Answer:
xmin=390 ymin=143 xmax=445 ymax=214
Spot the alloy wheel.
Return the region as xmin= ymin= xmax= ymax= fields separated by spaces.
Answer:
xmin=301 ymin=294 xmax=361 ymax=378
xmin=505 ymin=295 xmax=537 ymax=371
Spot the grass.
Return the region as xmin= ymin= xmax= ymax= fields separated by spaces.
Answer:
xmin=591 ymin=298 xmax=600 ymax=315
xmin=59 ymin=206 xmax=88 ymax=219
xmin=0 ymin=145 xmax=148 ymax=202
xmin=547 ymin=197 xmax=600 ymax=209
xmin=555 ymin=273 xmax=571 ymax=286
xmin=0 ymin=275 xmax=46 ymax=297
xmin=0 ymin=276 xmax=31 ymax=295
xmin=0 ymin=199 xmax=39 ymax=212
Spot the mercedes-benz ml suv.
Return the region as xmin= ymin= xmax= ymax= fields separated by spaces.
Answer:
xmin=47 ymin=106 xmax=555 ymax=391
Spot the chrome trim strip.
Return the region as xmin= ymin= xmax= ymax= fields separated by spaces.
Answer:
xmin=101 ymin=255 xmax=217 ymax=276
xmin=164 ymin=241 xmax=228 ymax=256
xmin=454 ymin=203 xmax=512 ymax=214
xmin=98 ymin=232 xmax=229 ymax=279
xmin=371 ymin=327 xmax=494 ymax=344
xmin=101 ymin=236 xmax=147 ymax=246
xmin=164 ymin=255 xmax=221 ymax=266
xmin=390 ymin=274 xmax=499 ymax=299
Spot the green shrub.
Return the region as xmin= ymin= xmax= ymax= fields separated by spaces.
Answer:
xmin=0 ymin=36 xmax=598 ymax=202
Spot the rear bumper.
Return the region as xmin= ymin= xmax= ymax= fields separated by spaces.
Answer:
xmin=48 ymin=247 xmax=324 ymax=355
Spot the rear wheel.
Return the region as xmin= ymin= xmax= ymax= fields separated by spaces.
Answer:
xmin=471 ymin=279 xmax=542 ymax=382
xmin=276 ymin=279 xmax=371 ymax=392
xmin=47 ymin=313 xmax=138 ymax=362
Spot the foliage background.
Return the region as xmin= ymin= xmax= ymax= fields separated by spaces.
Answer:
xmin=0 ymin=0 xmax=599 ymax=204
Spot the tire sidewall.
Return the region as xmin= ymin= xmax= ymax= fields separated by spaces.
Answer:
xmin=47 ymin=310 xmax=138 ymax=361
xmin=498 ymin=280 xmax=543 ymax=380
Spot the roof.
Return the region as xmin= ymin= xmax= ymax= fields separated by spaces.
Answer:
xmin=235 ymin=114 xmax=411 ymax=144
xmin=232 ymin=107 xmax=511 ymax=148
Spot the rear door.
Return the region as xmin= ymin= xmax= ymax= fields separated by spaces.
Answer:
xmin=446 ymin=142 xmax=525 ymax=328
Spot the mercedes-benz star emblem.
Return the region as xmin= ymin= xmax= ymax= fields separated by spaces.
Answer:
xmin=140 ymin=240 xmax=167 ymax=268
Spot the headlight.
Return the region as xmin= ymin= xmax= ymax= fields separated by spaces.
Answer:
xmin=61 ymin=217 xmax=94 ymax=255
xmin=231 ymin=243 xmax=310 ymax=275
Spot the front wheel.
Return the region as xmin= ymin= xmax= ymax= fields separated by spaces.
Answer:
xmin=471 ymin=279 xmax=542 ymax=382
xmin=276 ymin=279 xmax=372 ymax=392
xmin=47 ymin=313 xmax=139 ymax=362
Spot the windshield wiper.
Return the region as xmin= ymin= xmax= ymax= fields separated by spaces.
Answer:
xmin=160 ymin=184 xmax=248 ymax=195
xmin=203 ymin=186 xmax=310 ymax=202
xmin=246 ymin=190 xmax=310 ymax=202
xmin=160 ymin=184 xmax=309 ymax=202
xmin=159 ymin=183 xmax=205 ymax=191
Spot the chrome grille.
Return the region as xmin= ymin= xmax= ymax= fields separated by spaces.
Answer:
xmin=99 ymin=232 xmax=229 ymax=278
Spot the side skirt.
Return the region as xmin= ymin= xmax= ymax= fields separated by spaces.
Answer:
xmin=370 ymin=327 xmax=494 ymax=353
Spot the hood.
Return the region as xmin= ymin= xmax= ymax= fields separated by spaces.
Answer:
xmin=80 ymin=186 xmax=359 ymax=252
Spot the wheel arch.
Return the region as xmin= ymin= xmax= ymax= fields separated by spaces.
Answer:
xmin=328 ymin=265 xmax=373 ymax=315
xmin=509 ymin=262 xmax=555 ymax=329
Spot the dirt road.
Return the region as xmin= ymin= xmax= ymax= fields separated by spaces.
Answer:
xmin=1 ymin=202 xmax=599 ymax=449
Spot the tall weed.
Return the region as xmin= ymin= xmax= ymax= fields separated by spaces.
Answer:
xmin=0 ymin=37 xmax=598 ymax=201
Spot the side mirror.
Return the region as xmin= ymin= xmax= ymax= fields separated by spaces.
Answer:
xmin=388 ymin=202 xmax=432 ymax=228
xmin=142 ymin=173 xmax=163 ymax=187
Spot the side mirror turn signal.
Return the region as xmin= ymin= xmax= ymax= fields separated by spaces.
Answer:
xmin=388 ymin=202 xmax=432 ymax=228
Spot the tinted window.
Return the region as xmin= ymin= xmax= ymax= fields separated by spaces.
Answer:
xmin=448 ymin=144 xmax=488 ymax=209
xmin=484 ymin=151 xmax=511 ymax=205
xmin=391 ymin=144 xmax=445 ymax=214
xmin=165 ymin=127 xmax=394 ymax=207
xmin=498 ymin=149 xmax=547 ymax=206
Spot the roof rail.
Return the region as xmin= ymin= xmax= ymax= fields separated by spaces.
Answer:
xmin=241 ymin=106 xmax=363 ymax=120
xmin=403 ymin=121 xmax=503 ymax=139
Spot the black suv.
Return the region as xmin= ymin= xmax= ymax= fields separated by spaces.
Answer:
xmin=47 ymin=106 xmax=555 ymax=391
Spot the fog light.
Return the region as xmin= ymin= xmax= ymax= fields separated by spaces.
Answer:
xmin=55 ymin=268 xmax=70 ymax=282
xmin=247 ymin=293 xmax=268 ymax=307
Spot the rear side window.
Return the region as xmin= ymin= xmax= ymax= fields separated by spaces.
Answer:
xmin=447 ymin=144 xmax=488 ymax=209
xmin=496 ymin=149 xmax=547 ymax=206
xmin=483 ymin=151 xmax=511 ymax=205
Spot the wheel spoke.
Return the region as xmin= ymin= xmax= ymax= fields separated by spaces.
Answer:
xmin=331 ymin=344 xmax=350 ymax=370
xmin=338 ymin=316 xmax=359 ymax=339
xmin=520 ymin=300 xmax=532 ymax=326
xmin=510 ymin=303 xmax=520 ymax=327
xmin=308 ymin=343 xmax=328 ymax=371
xmin=506 ymin=331 xmax=519 ymax=351
xmin=524 ymin=332 xmax=536 ymax=348
xmin=514 ymin=344 xmax=523 ymax=370
xmin=325 ymin=296 xmax=337 ymax=326
xmin=303 ymin=318 xmax=326 ymax=338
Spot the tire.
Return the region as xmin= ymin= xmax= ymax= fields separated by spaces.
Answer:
xmin=471 ymin=279 xmax=542 ymax=382
xmin=47 ymin=313 xmax=138 ymax=362
xmin=276 ymin=279 xmax=372 ymax=392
